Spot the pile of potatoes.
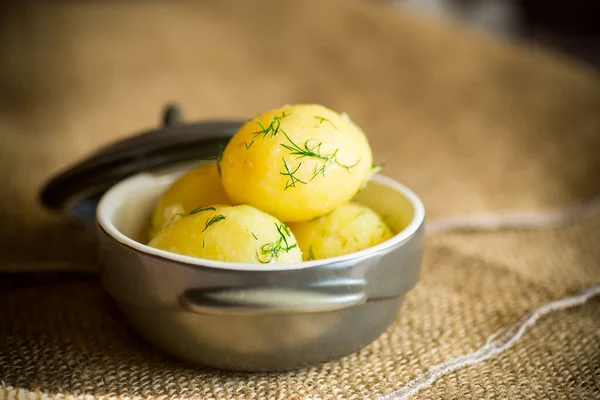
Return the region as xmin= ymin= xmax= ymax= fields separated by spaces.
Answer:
xmin=148 ymin=104 xmax=394 ymax=264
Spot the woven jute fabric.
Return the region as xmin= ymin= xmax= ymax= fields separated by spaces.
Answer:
xmin=1 ymin=0 xmax=600 ymax=399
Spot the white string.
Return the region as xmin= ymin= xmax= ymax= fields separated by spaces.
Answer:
xmin=378 ymin=285 xmax=600 ymax=400
xmin=377 ymin=284 xmax=600 ymax=400
xmin=425 ymin=193 xmax=600 ymax=235
xmin=378 ymin=195 xmax=600 ymax=400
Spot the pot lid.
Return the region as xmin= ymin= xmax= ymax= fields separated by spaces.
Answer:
xmin=39 ymin=104 xmax=244 ymax=225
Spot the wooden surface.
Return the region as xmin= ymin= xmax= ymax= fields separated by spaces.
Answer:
xmin=0 ymin=0 xmax=599 ymax=270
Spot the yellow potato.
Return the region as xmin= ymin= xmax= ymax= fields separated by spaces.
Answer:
xmin=289 ymin=202 xmax=394 ymax=261
xmin=149 ymin=205 xmax=302 ymax=264
xmin=149 ymin=162 xmax=230 ymax=240
xmin=220 ymin=104 xmax=373 ymax=222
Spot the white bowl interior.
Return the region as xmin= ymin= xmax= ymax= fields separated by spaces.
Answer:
xmin=97 ymin=162 xmax=424 ymax=270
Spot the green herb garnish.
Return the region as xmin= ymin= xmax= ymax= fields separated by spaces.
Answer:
xmin=256 ymin=223 xmax=297 ymax=263
xmin=279 ymin=130 xmax=360 ymax=190
xmin=245 ymin=111 xmax=290 ymax=148
xmin=252 ymin=111 xmax=290 ymax=139
xmin=216 ymin=144 xmax=224 ymax=176
xmin=202 ymin=214 xmax=226 ymax=232
xmin=189 ymin=206 xmax=216 ymax=215
xmin=314 ymin=116 xmax=337 ymax=129
xmin=280 ymin=158 xmax=307 ymax=190
xmin=307 ymin=245 xmax=316 ymax=261
xmin=202 ymin=240 xmax=206 ymax=248
xmin=371 ymin=162 xmax=385 ymax=174
xmin=354 ymin=211 xmax=366 ymax=221
xmin=251 ymin=232 xmax=258 ymax=240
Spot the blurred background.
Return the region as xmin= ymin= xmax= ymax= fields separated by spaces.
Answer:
xmin=386 ymin=0 xmax=600 ymax=67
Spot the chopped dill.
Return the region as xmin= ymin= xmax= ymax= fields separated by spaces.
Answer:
xmin=245 ymin=140 xmax=255 ymax=149
xmin=251 ymin=232 xmax=258 ymax=240
xmin=202 ymin=240 xmax=206 ymax=248
xmin=354 ymin=211 xmax=366 ymax=220
xmin=371 ymin=162 xmax=385 ymax=174
xmin=307 ymin=245 xmax=315 ymax=261
xmin=279 ymin=130 xmax=360 ymax=190
xmin=314 ymin=116 xmax=337 ymax=129
xmin=280 ymin=158 xmax=307 ymax=190
xmin=189 ymin=206 xmax=216 ymax=215
xmin=216 ymin=143 xmax=224 ymax=176
xmin=256 ymin=223 xmax=297 ymax=263
xmin=252 ymin=111 xmax=290 ymax=139
xmin=202 ymin=214 xmax=226 ymax=232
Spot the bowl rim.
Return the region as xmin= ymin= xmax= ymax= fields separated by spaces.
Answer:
xmin=97 ymin=172 xmax=425 ymax=271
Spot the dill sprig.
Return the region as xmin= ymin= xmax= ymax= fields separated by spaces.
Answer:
xmin=202 ymin=214 xmax=226 ymax=232
xmin=252 ymin=111 xmax=291 ymax=139
xmin=216 ymin=144 xmax=224 ymax=176
xmin=371 ymin=162 xmax=385 ymax=174
xmin=314 ymin=115 xmax=337 ymax=129
xmin=189 ymin=206 xmax=216 ymax=215
xmin=307 ymin=245 xmax=316 ymax=261
xmin=279 ymin=130 xmax=360 ymax=190
xmin=245 ymin=111 xmax=290 ymax=148
xmin=256 ymin=223 xmax=297 ymax=263
xmin=354 ymin=210 xmax=366 ymax=221
xmin=280 ymin=157 xmax=307 ymax=190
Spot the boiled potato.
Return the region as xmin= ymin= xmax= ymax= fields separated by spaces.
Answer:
xmin=289 ymin=202 xmax=394 ymax=261
xmin=149 ymin=162 xmax=230 ymax=240
xmin=220 ymin=104 xmax=373 ymax=222
xmin=149 ymin=205 xmax=302 ymax=264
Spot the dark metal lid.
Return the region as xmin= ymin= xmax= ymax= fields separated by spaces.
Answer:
xmin=39 ymin=104 xmax=244 ymax=225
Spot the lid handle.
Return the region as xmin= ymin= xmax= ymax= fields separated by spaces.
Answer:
xmin=162 ymin=103 xmax=183 ymax=126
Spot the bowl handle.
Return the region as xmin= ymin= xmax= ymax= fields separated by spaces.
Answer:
xmin=179 ymin=279 xmax=366 ymax=316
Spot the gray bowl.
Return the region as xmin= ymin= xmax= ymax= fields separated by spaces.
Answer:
xmin=96 ymin=163 xmax=425 ymax=372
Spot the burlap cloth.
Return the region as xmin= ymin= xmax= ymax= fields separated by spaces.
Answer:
xmin=1 ymin=0 xmax=599 ymax=399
